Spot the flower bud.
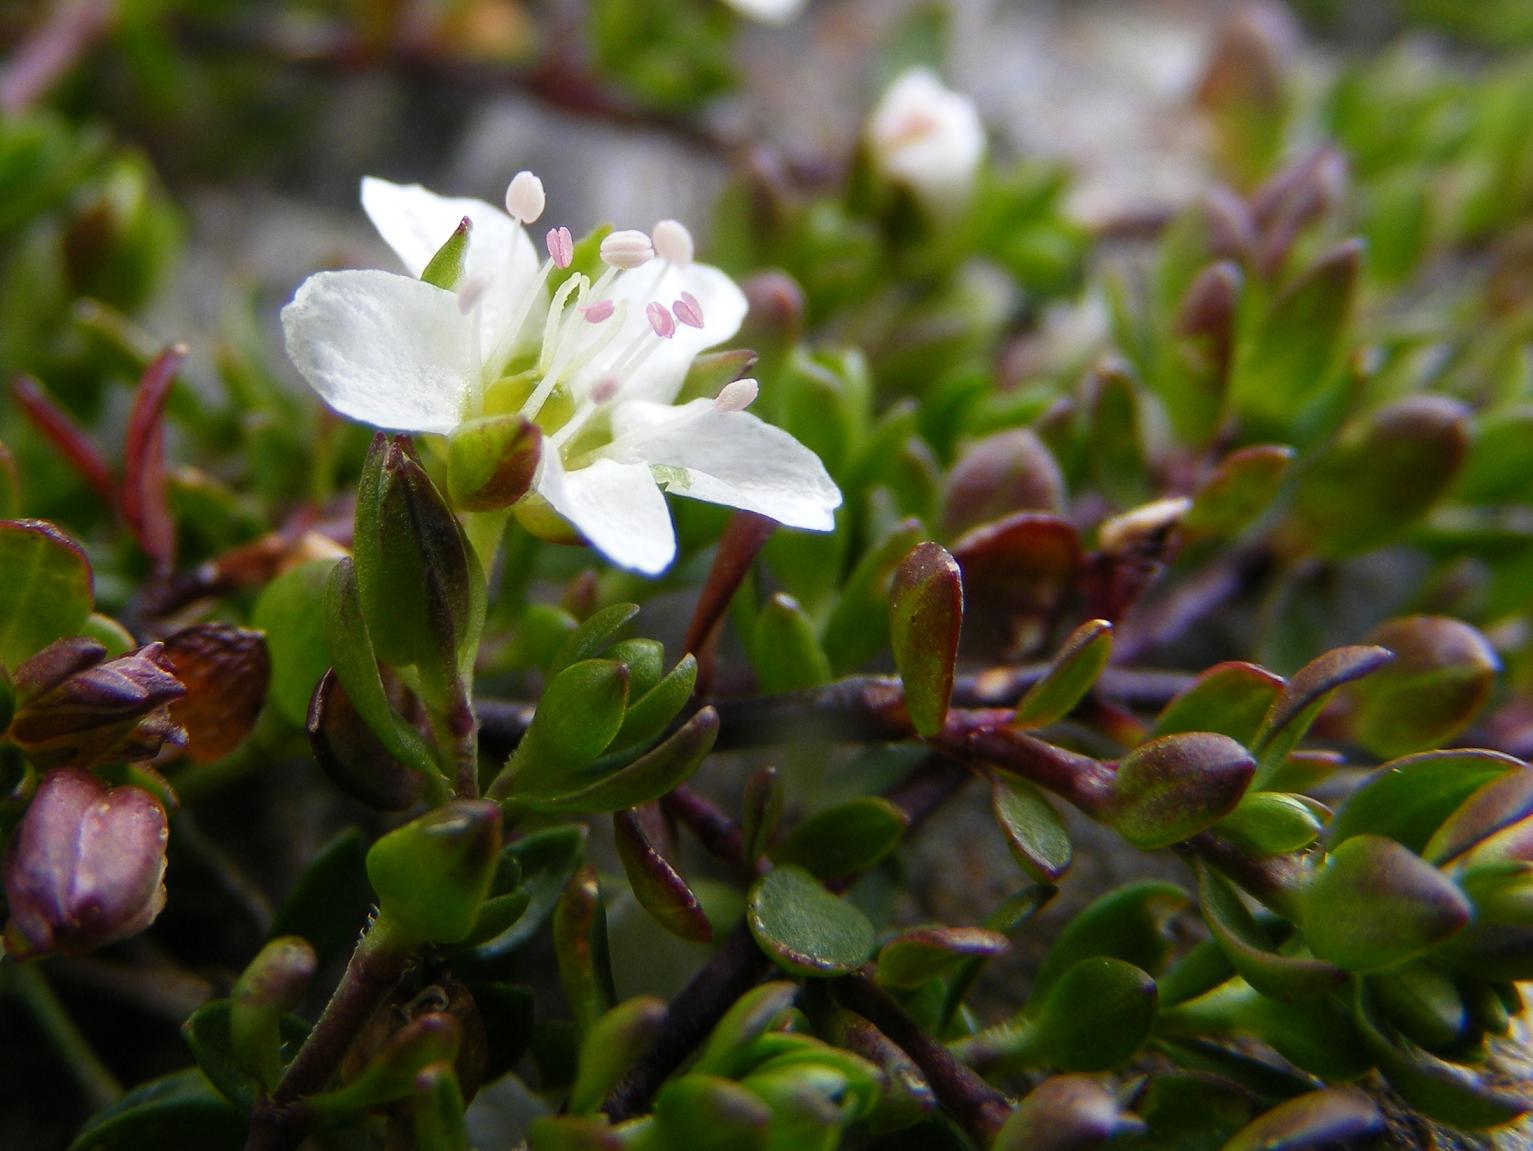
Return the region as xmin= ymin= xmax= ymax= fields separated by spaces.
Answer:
xmin=353 ymin=434 xmax=484 ymax=685
xmin=366 ymin=801 xmax=501 ymax=944
xmin=8 ymin=638 xmax=186 ymax=770
xmin=162 ymin=623 xmax=270 ymax=764
xmin=3 ymin=767 xmax=169 ymax=959
xmin=866 ymin=67 xmax=986 ymax=217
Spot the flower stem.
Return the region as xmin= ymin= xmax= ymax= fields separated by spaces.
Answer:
xmin=5 ymin=963 xmax=122 ymax=1111
xmin=244 ymin=913 xmax=415 ymax=1151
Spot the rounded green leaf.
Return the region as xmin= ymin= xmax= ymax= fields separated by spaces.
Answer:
xmin=1215 ymin=793 xmax=1323 ymax=855
xmin=746 ymin=866 xmax=876 ymax=978
xmin=1328 ymin=749 xmax=1521 ymax=854
xmin=771 ymin=797 xmax=909 ymax=879
xmin=1152 ymin=661 xmax=1284 ymax=744
xmin=1198 ymin=863 xmax=1345 ymax=1003
xmin=1349 ymin=616 xmax=1498 ymax=759
xmin=0 ymin=519 xmax=93 ymax=671
xmin=1112 ymin=732 xmax=1255 ymax=850
xmin=991 ymin=775 xmax=1073 ymax=882
xmin=1031 ymin=957 xmax=1159 ymax=1071
xmin=875 ymin=926 xmax=1010 ymax=989
xmin=1302 ymin=835 xmax=1471 ymax=972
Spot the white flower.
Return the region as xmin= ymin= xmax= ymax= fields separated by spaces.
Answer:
xmin=719 ymin=0 xmax=808 ymax=25
xmin=282 ymin=176 xmax=841 ymax=575
xmin=866 ymin=67 xmax=986 ymax=216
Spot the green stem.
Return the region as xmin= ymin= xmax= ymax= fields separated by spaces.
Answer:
xmin=7 ymin=963 xmax=122 ymax=1110
xmin=244 ymin=913 xmax=416 ymax=1151
xmin=463 ymin=508 xmax=511 ymax=581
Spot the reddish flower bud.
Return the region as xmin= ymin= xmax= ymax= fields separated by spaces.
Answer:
xmin=8 ymin=639 xmax=186 ymax=770
xmin=3 ymin=767 xmax=169 ymax=959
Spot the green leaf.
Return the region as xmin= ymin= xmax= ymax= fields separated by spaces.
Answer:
xmin=1215 ymin=793 xmax=1323 ymax=855
xmin=367 ymin=801 xmax=502 ymax=945
xmin=993 ymin=1074 xmax=1144 ymax=1151
xmin=1153 ymin=661 xmax=1284 ymax=743
xmin=1355 ymin=982 xmax=1529 ymax=1130
xmin=746 ymin=866 xmax=877 ymax=978
xmin=1217 ymin=1088 xmax=1380 ymax=1151
xmin=567 ymin=996 xmax=666 ymax=1114
xmin=741 ymin=766 xmax=783 ymax=863
xmin=1197 ymin=862 xmax=1345 ymax=1003
xmin=1111 ymin=732 xmax=1255 ymax=850
xmin=1365 ymin=962 xmax=1468 ymax=1050
xmin=1302 ymin=835 xmax=1470 ymax=972
xmin=771 ymin=796 xmax=908 ymax=879
xmin=548 ymin=603 xmax=639 ymax=678
xmin=67 ymin=1068 xmax=244 ymax=1151
xmin=309 ymin=1015 xmax=462 ymax=1115
xmin=750 ymin=593 xmax=832 ymax=694
xmin=516 ymin=707 xmax=717 ymax=815
xmin=1231 ymin=240 xmax=1359 ymax=429
xmin=875 ymin=926 xmax=1009 ymax=989
xmin=554 ymin=866 xmax=613 ymax=1035
xmin=323 ymin=558 xmax=438 ymax=777
xmin=468 ymin=825 xmax=588 ymax=959
xmin=253 ymin=557 xmax=340 ymax=727
xmin=447 ymin=414 xmax=542 ymax=511
xmin=608 ymin=653 xmax=697 ymax=757
xmin=650 ymin=1075 xmax=771 ymax=1151
xmin=411 ymin=1062 xmax=468 ymax=1151
xmin=1182 ymin=444 xmax=1294 ymax=541
xmin=1250 ymin=645 xmax=1392 ymax=788
xmin=1327 ymin=749 xmax=1521 ymax=854
xmin=991 ymin=774 xmax=1072 ymax=882
xmin=1032 ymin=881 xmax=1188 ymax=1002
xmin=1421 ymin=765 xmax=1533 ymax=868
xmin=0 ymin=519 xmax=92 ymax=671
xmin=1348 ymin=616 xmax=1499 ymax=759
xmin=1013 ymin=618 xmax=1113 ymax=729
xmin=960 ymin=958 xmax=1157 ymax=1072
xmin=181 ymin=999 xmax=309 ymax=1108
xmin=1128 ymin=1072 xmax=1252 ymax=1151
xmin=614 ymin=808 xmax=712 ymax=943
xmin=692 ymin=982 xmax=800 ymax=1078
xmin=507 ymin=659 xmax=631 ymax=800
xmin=889 ymin=542 xmax=963 ymax=737
xmin=1290 ymin=396 xmax=1470 ymax=556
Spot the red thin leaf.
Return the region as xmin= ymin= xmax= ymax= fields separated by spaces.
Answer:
xmin=11 ymin=375 xmax=116 ymax=507
xmin=121 ymin=344 xmax=187 ymax=568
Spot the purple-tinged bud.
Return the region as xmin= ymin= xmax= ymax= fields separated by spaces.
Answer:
xmin=3 ymin=767 xmax=169 ymax=959
xmin=8 ymin=639 xmax=186 ymax=770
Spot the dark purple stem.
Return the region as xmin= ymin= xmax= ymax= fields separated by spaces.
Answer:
xmin=836 ymin=974 xmax=1013 ymax=1144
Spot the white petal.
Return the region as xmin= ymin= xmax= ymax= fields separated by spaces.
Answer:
xmin=537 ymin=453 xmax=677 ymax=575
xmin=282 ymin=270 xmax=475 ymax=434
xmin=360 ymin=177 xmax=542 ymax=363
xmin=720 ymin=0 xmax=807 ymax=23
xmin=574 ymin=262 xmax=748 ymax=405
xmin=605 ymin=400 xmax=842 ymax=531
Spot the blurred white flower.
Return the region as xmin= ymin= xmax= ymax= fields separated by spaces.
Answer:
xmin=866 ymin=67 xmax=986 ymax=216
xmin=720 ymin=0 xmax=808 ymax=25
xmin=282 ymin=177 xmax=840 ymax=575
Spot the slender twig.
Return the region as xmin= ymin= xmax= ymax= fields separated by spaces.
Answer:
xmin=601 ymin=922 xmax=771 ymax=1122
xmin=244 ymin=915 xmax=414 ymax=1151
xmin=0 ymin=0 xmax=116 ymax=115
xmin=662 ymin=785 xmax=758 ymax=883
xmin=835 ymin=974 xmax=1013 ymax=1145
xmin=5 ymin=963 xmax=122 ymax=1111
xmin=478 ymin=667 xmax=1195 ymax=758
